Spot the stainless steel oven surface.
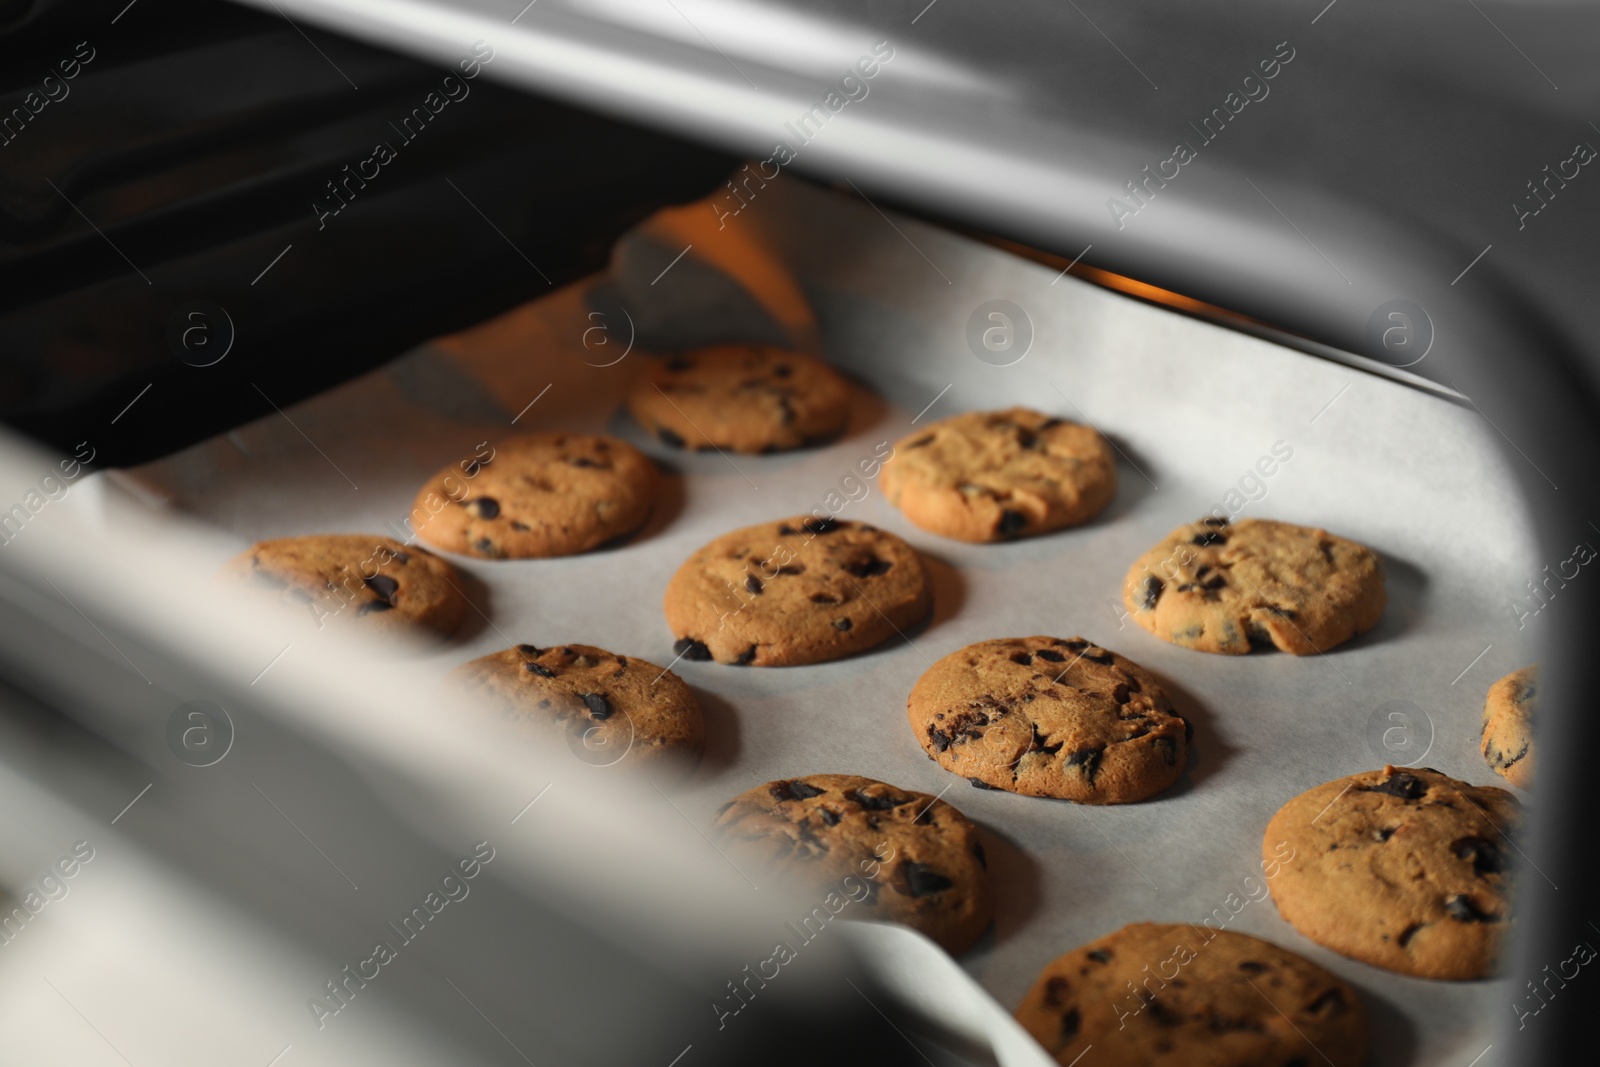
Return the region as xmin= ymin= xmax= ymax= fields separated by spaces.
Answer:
xmin=4 ymin=2 xmax=1596 ymax=1065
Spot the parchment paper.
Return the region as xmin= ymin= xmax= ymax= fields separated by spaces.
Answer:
xmin=121 ymin=176 xmax=1539 ymax=1066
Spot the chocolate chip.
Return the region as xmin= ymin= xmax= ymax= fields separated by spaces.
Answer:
xmin=516 ymin=644 xmax=542 ymax=656
xmin=1015 ymin=428 xmax=1038 ymax=449
xmin=657 ymin=427 xmax=686 ymax=448
xmin=568 ymin=456 xmax=604 ymax=468
xmin=356 ymin=600 xmax=393 ymax=615
xmin=524 ymin=663 xmax=555 ymax=677
xmin=1444 ymin=894 xmax=1496 ymax=923
xmin=901 ymin=861 xmax=953 ymax=897
xmin=1451 ymin=836 xmax=1505 ymax=875
xmin=364 ymin=575 xmax=399 ymax=599
xmin=777 ymin=564 xmax=805 ymax=575
xmin=1040 ymin=417 xmax=1064 ymax=430
xmin=844 ymin=557 xmax=892 ymax=578
xmin=392 ymin=551 xmax=410 ymax=564
xmin=1112 ymin=684 xmax=1130 ymax=704
xmin=1058 ymin=1008 xmax=1080 ymax=1041
xmin=997 ymin=509 xmax=1028 ymax=537
xmin=803 ymin=516 xmax=839 ymax=534
xmin=473 ymin=537 xmax=497 ymax=554
xmin=1011 ymin=651 xmax=1034 ymax=666
xmin=1202 ymin=516 xmax=1229 ymax=527
xmin=1142 ymin=576 xmax=1163 ymax=609
xmin=581 ymin=693 xmax=612 ymax=720
xmin=468 ymin=497 xmax=500 ymax=519
xmin=833 ymin=618 xmax=852 ymax=631
xmin=810 ymin=592 xmax=838 ymax=604
xmin=968 ymin=776 xmax=995 ymax=789
xmin=665 ymin=358 xmax=692 ymax=371
xmin=1192 ymin=530 xmax=1227 ymax=546
xmin=510 ymin=521 xmax=530 ymax=531
xmin=1266 ymin=605 xmax=1297 ymax=618
xmin=819 ymin=808 xmax=841 ymax=825
xmin=774 ymin=364 xmax=792 ymax=378
xmin=1154 ymin=736 xmax=1178 ymax=765
xmin=1043 ymin=976 xmax=1070 ymax=1008
xmin=777 ymin=524 xmax=797 ymax=535
xmin=1374 ymin=827 xmax=1396 ymax=842
xmin=1181 ymin=716 xmax=1193 ymax=741
xmin=1305 ymin=989 xmax=1347 ymax=1015
xmin=772 ymin=780 xmax=826 ymax=801
xmin=1087 ymin=949 xmax=1113 ymax=964
xmin=1237 ymin=961 xmax=1267 ymax=974
xmin=745 ymin=575 xmax=763 ymax=594
xmin=734 ymin=644 xmax=758 ymax=665
xmin=844 ymin=792 xmax=894 ymax=813
xmin=1363 ymin=772 xmax=1428 ymax=800
xmin=1082 ymin=648 xmax=1115 ymax=664
xmin=1066 ymin=746 xmax=1103 ymax=782
xmin=1397 ymin=922 xmax=1423 ymax=947
xmin=907 ymin=434 xmax=934 ymax=449
xmin=973 ymin=841 xmax=987 ymax=870
xmin=1035 ymin=649 xmax=1065 ymax=662
xmin=1200 ymin=574 xmax=1226 ymax=591
xmin=673 ymin=637 xmax=711 ymax=660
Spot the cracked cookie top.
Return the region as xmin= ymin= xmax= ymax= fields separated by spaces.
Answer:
xmin=1015 ymin=923 xmax=1369 ymax=1067
xmin=711 ymin=773 xmax=993 ymax=953
xmin=906 ymin=637 xmax=1188 ymax=803
xmin=411 ymin=433 xmax=657 ymax=559
xmin=880 ymin=407 xmax=1116 ymax=542
xmin=626 ymin=345 xmax=851 ymax=453
xmin=1264 ymin=765 xmax=1521 ymax=979
xmin=663 ymin=516 xmax=932 ymax=666
xmin=1122 ymin=516 xmax=1386 ymax=655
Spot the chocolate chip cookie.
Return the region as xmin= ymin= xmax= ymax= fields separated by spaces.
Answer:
xmin=879 ymin=407 xmax=1116 ymax=542
xmin=711 ymin=774 xmax=993 ymax=954
xmin=626 ymin=345 xmax=851 ymax=453
xmin=1482 ymin=665 xmax=1537 ymax=789
xmin=411 ymin=433 xmax=657 ymax=559
xmin=224 ymin=534 xmax=468 ymax=638
xmin=663 ymin=517 xmax=931 ymax=666
xmin=1264 ymin=765 xmax=1521 ymax=979
xmin=1122 ymin=516 xmax=1386 ymax=655
xmin=447 ymin=644 xmax=703 ymax=768
xmin=907 ymin=637 xmax=1188 ymax=803
xmin=1015 ymin=923 xmax=1369 ymax=1067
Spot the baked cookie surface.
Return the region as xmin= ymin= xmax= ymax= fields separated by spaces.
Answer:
xmin=1015 ymin=923 xmax=1369 ymax=1067
xmin=711 ymin=773 xmax=993 ymax=953
xmin=1482 ymin=665 xmax=1537 ymax=789
xmin=225 ymin=534 xmax=467 ymax=638
xmin=1122 ymin=516 xmax=1386 ymax=655
xmin=447 ymin=644 xmax=703 ymax=768
xmin=411 ymin=433 xmax=656 ymax=559
xmin=907 ymin=637 xmax=1188 ymax=803
xmin=879 ymin=407 xmax=1116 ymax=542
xmin=663 ymin=517 xmax=931 ymax=666
xmin=626 ymin=345 xmax=851 ymax=453
xmin=1264 ymin=765 xmax=1521 ymax=979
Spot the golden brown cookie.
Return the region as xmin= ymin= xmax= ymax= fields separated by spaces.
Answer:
xmin=711 ymin=774 xmax=992 ymax=954
xmin=1122 ymin=516 xmax=1386 ymax=655
xmin=1015 ymin=923 xmax=1369 ymax=1067
xmin=1264 ymin=765 xmax=1521 ymax=979
xmin=1482 ymin=665 xmax=1537 ymax=789
xmin=879 ymin=407 xmax=1116 ymax=542
xmin=411 ymin=433 xmax=656 ymax=559
xmin=663 ymin=516 xmax=931 ymax=666
xmin=626 ymin=345 xmax=851 ymax=453
xmin=224 ymin=534 xmax=468 ymax=638
xmin=907 ymin=637 xmax=1188 ymax=803
xmin=447 ymin=644 xmax=703 ymax=769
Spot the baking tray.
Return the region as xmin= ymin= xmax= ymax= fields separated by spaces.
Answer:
xmin=118 ymin=175 xmax=1539 ymax=1066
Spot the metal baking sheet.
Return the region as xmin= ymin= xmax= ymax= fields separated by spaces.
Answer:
xmin=118 ymin=176 xmax=1538 ymax=1066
